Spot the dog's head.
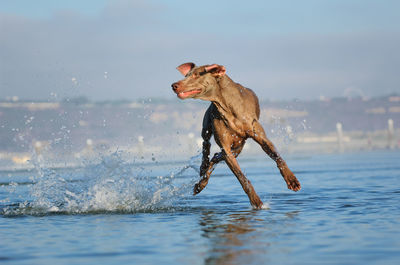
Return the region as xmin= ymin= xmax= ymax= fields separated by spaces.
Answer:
xmin=171 ymin=62 xmax=226 ymax=100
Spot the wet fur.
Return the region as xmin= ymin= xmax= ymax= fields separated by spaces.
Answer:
xmin=172 ymin=63 xmax=301 ymax=209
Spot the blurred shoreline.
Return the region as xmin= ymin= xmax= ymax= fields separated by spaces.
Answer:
xmin=0 ymin=95 xmax=399 ymax=171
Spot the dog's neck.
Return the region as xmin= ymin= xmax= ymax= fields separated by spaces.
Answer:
xmin=211 ymin=75 xmax=243 ymax=120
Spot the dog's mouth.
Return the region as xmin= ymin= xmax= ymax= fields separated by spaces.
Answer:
xmin=177 ymin=89 xmax=202 ymax=99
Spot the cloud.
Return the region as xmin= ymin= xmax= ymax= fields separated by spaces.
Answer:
xmin=0 ymin=0 xmax=399 ymax=100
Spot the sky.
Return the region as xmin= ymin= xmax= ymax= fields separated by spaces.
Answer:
xmin=1 ymin=0 xmax=399 ymax=101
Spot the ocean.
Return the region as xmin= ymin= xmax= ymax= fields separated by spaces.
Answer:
xmin=1 ymin=150 xmax=399 ymax=265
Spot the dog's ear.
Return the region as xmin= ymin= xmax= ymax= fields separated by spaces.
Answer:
xmin=176 ymin=62 xmax=195 ymax=76
xmin=205 ymin=64 xmax=226 ymax=77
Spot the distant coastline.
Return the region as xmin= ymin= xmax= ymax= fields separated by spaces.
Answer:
xmin=0 ymin=95 xmax=399 ymax=171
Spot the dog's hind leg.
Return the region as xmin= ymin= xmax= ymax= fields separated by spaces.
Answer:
xmin=250 ymin=120 xmax=301 ymax=191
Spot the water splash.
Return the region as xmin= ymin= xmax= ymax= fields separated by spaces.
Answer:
xmin=3 ymin=152 xmax=200 ymax=216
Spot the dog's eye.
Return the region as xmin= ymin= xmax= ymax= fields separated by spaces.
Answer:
xmin=199 ymin=70 xmax=207 ymax=76
xmin=192 ymin=73 xmax=199 ymax=78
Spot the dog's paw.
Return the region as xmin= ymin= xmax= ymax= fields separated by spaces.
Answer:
xmin=286 ymin=175 xmax=301 ymax=192
xmin=193 ymin=183 xmax=202 ymax=195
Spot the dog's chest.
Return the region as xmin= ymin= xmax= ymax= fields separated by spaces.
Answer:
xmin=210 ymin=109 xmax=248 ymax=138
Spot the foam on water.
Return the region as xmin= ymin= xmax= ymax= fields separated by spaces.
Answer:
xmin=2 ymin=152 xmax=200 ymax=216
xmin=260 ymin=202 xmax=270 ymax=210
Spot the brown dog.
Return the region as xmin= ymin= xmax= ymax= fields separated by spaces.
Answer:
xmin=171 ymin=63 xmax=301 ymax=209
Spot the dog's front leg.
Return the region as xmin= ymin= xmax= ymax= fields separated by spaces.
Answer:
xmin=223 ymin=150 xmax=263 ymax=209
xmin=200 ymin=140 xmax=211 ymax=176
xmin=200 ymin=127 xmax=212 ymax=177
xmin=199 ymin=107 xmax=214 ymax=176
xmin=194 ymin=112 xmax=214 ymax=195
xmin=194 ymin=152 xmax=224 ymax=195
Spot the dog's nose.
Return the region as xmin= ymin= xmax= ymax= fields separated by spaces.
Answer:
xmin=171 ymin=82 xmax=179 ymax=92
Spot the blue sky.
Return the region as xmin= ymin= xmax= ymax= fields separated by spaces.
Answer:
xmin=1 ymin=0 xmax=399 ymax=100
xmin=3 ymin=0 xmax=399 ymax=33
xmin=0 ymin=0 xmax=108 ymax=18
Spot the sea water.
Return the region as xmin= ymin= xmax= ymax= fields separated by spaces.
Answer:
xmin=1 ymin=150 xmax=399 ymax=265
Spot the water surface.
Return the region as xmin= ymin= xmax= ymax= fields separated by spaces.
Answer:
xmin=1 ymin=151 xmax=400 ymax=264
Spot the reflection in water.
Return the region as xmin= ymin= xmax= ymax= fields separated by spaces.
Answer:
xmin=199 ymin=210 xmax=300 ymax=265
